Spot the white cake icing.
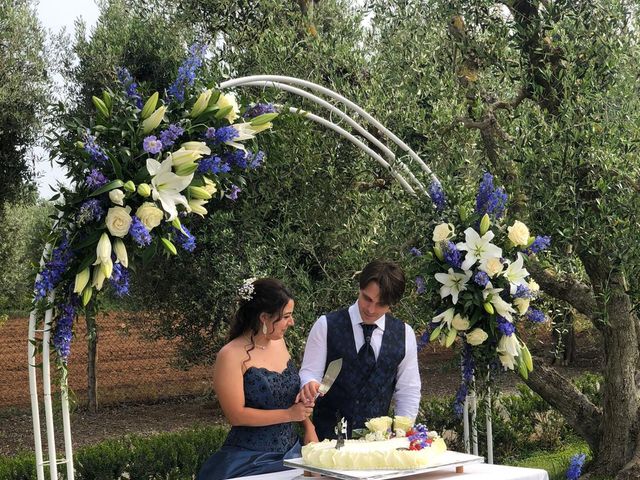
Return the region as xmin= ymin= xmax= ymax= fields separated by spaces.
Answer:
xmin=301 ymin=436 xmax=447 ymax=470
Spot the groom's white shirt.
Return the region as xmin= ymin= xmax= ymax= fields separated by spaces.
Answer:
xmin=299 ymin=302 xmax=421 ymax=420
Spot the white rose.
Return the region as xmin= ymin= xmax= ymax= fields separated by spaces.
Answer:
xmin=136 ymin=202 xmax=164 ymax=231
xmin=109 ymin=188 xmax=125 ymax=206
xmin=365 ymin=416 xmax=393 ymax=433
xmin=432 ymin=223 xmax=455 ymax=242
xmin=507 ymin=220 xmax=530 ymax=246
xmin=466 ymin=328 xmax=489 ymax=346
xmin=393 ymin=416 xmax=413 ymax=433
xmin=483 ymin=257 xmax=504 ymax=277
xmin=451 ymin=313 xmax=470 ymax=331
xmin=513 ymin=297 xmax=530 ymax=315
xmin=105 ymin=206 xmax=132 ymax=238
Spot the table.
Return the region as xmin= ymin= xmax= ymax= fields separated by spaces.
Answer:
xmin=230 ymin=463 xmax=549 ymax=480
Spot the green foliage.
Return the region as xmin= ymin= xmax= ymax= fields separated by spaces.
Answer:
xmin=515 ymin=440 xmax=592 ymax=480
xmin=0 ymin=425 xmax=228 ymax=480
xmin=0 ymin=0 xmax=49 ymax=209
xmin=0 ymin=199 xmax=53 ymax=312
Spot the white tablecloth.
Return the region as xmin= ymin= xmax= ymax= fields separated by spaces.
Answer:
xmin=230 ymin=463 xmax=548 ymax=480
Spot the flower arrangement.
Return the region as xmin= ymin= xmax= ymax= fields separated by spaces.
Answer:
xmin=35 ymin=44 xmax=279 ymax=362
xmin=354 ymin=416 xmax=441 ymax=451
xmin=412 ymin=173 xmax=550 ymax=413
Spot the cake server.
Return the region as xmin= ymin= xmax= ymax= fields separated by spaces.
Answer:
xmin=315 ymin=358 xmax=343 ymax=399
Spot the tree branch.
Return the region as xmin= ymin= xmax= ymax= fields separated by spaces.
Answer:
xmin=525 ymin=362 xmax=602 ymax=453
xmin=527 ymin=259 xmax=600 ymax=323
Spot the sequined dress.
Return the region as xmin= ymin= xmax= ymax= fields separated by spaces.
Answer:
xmin=197 ymin=359 xmax=301 ymax=479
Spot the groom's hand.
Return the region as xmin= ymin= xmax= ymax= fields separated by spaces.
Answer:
xmin=299 ymin=380 xmax=321 ymax=405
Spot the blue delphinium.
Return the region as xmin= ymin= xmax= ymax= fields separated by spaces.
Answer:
xmin=34 ymin=237 xmax=74 ymax=301
xmin=244 ymin=103 xmax=277 ymax=118
xmin=198 ymin=156 xmax=230 ymax=175
xmin=110 ymin=263 xmax=130 ymax=297
xmin=159 ymin=124 xmax=184 ymax=149
xmin=116 ymin=67 xmax=143 ymax=108
xmin=77 ymin=199 xmax=105 ymax=226
xmin=415 ymin=276 xmax=426 ymax=294
xmin=473 ymin=271 xmax=490 ymax=287
xmin=84 ymin=133 xmax=109 ymax=165
xmin=213 ymin=126 xmax=239 ymax=144
xmin=248 ymin=151 xmax=265 ymax=169
xmin=514 ymin=284 xmax=533 ymax=299
xmin=566 ymin=453 xmax=586 ymax=480
xmin=525 ymin=235 xmax=551 ymax=255
xmin=227 ymin=184 xmax=241 ymax=200
xmin=475 ymin=172 xmax=508 ymax=219
xmin=53 ymin=300 xmax=76 ymax=361
xmin=224 ymin=150 xmax=248 ymax=169
xmin=418 ymin=321 xmax=439 ymax=349
xmin=453 ymin=342 xmax=475 ymax=417
xmin=497 ymin=315 xmax=516 ymax=336
xmin=526 ymin=308 xmax=546 ymax=323
xmin=444 ymin=241 xmax=462 ymax=268
xmin=143 ymin=136 xmax=163 ymax=154
xmin=128 ymin=216 xmax=152 ymax=247
xmin=167 ymin=43 xmax=207 ymax=102
xmin=428 ymin=179 xmax=446 ymax=212
xmin=173 ymin=226 xmax=196 ymax=252
xmin=85 ymin=169 xmax=109 ymax=190
xmin=410 ymin=247 xmax=422 ymax=257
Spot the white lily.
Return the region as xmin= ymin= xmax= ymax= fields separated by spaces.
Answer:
xmin=502 ymin=253 xmax=530 ymax=294
xmin=188 ymin=198 xmax=208 ymax=217
xmin=169 ymin=148 xmax=203 ymax=167
xmin=113 ymin=238 xmax=128 ymax=268
xmin=457 ymin=227 xmax=502 ymax=271
xmin=432 ymin=308 xmax=455 ymax=328
xmin=146 ymin=157 xmax=193 ymax=221
xmin=225 ymin=122 xmax=271 ymax=151
xmin=482 ymin=282 xmax=516 ymax=321
xmin=181 ymin=141 xmax=211 ymax=155
xmin=434 ymin=268 xmax=472 ymax=304
xmin=497 ymin=334 xmax=521 ymax=370
xmin=92 ymin=232 xmax=113 ymax=279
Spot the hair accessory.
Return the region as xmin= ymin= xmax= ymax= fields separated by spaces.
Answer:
xmin=238 ymin=277 xmax=257 ymax=301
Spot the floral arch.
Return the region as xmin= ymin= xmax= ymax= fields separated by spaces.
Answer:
xmin=28 ymin=59 xmax=548 ymax=480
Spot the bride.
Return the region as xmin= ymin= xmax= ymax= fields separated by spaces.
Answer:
xmin=197 ymin=278 xmax=317 ymax=480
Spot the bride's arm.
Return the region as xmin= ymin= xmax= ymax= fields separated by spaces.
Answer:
xmin=301 ymin=417 xmax=318 ymax=444
xmin=214 ymin=347 xmax=312 ymax=427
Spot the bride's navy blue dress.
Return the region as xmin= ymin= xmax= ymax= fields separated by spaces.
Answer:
xmin=197 ymin=360 xmax=302 ymax=480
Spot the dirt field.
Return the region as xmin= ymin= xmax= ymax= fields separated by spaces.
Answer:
xmin=0 ymin=314 xmax=601 ymax=457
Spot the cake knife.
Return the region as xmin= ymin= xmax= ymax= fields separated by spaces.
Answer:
xmin=315 ymin=358 xmax=343 ymax=399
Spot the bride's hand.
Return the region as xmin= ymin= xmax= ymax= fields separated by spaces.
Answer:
xmin=288 ymin=401 xmax=313 ymax=422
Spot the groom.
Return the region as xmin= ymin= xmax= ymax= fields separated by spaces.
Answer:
xmin=299 ymin=259 xmax=421 ymax=440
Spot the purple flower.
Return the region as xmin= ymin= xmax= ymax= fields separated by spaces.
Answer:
xmin=143 ymin=136 xmax=163 ymax=154
xmin=204 ymin=127 xmax=216 ymax=139
xmin=473 ymin=271 xmax=490 ymax=287
xmin=526 ymin=308 xmax=546 ymax=323
xmin=167 ymin=43 xmax=207 ymax=102
xmin=173 ymin=226 xmax=196 ymax=252
xmin=247 ymin=151 xmax=265 ymax=169
xmin=453 ymin=342 xmax=475 ymax=417
xmin=244 ymin=103 xmax=277 ymax=118
xmin=514 ymin=284 xmax=533 ymax=299
xmin=443 ymin=241 xmax=462 ymax=269
xmin=34 ymin=237 xmax=75 ymax=301
xmin=227 ymin=184 xmax=241 ymax=201
xmin=410 ymin=247 xmax=422 ymax=257
xmin=418 ymin=321 xmax=440 ymax=350
xmin=213 ymin=126 xmax=239 ymax=144
xmin=84 ymin=133 xmax=109 ymax=165
xmin=85 ymin=169 xmax=109 ymax=190
xmin=525 ymin=235 xmax=551 ymax=255
xmin=197 ymin=156 xmax=230 ymax=175
xmin=497 ymin=316 xmax=516 ymax=336
xmin=110 ymin=262 xmax=130 ymax=297
xmin=475 ymin=173 xmax=508 ymax=219
xmin=566 ymin=453 xmax=586 ymax=480
xmin=415 ymin=276 xmax=426 ymax=294
xmin=428 ymin=179 xmax=446 ymax=212
xmin=77 ymin=199 xmax=105 ymax=225
xmin=159 ymin=124 xmax=184 ymax=148
xmin=129 ymin=216 xmax=152 ymax=247
xmin=53 ymin=300 xmax=77 ymax=361
xmin=224 ymin=150 xmax=248 ymax=169
xmin=116 ymin=67 xmax=143 ymax=108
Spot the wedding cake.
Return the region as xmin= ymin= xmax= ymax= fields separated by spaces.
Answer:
xmin=301 ymin=416 xmax=447 ymax=470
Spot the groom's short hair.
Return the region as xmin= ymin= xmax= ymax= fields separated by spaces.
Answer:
xmin=359 ymin=259 xmax=406 ymax=306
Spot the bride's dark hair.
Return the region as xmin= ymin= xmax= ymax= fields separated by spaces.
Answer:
xmin=228 ymin=278 xmax=293 ymax=343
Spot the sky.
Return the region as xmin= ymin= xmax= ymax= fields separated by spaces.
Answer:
xmin=35 ymin=0 xmax=100 ymax=199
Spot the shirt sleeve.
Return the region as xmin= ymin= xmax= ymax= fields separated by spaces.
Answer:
xmin=299 ymin=315 xmax=328 ymax=388
xmin=392 ymin=323 xmax=421 ymax=419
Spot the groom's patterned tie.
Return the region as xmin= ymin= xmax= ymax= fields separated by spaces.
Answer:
xmin=358 ymin=323 xmax=377 ymax=373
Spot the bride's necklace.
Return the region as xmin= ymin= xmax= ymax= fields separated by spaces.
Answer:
xmin=244 ymin=335 xmax=267 ymax=350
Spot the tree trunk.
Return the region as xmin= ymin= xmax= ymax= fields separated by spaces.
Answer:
xmin=86 ymin=309 xmax=98 ymax=412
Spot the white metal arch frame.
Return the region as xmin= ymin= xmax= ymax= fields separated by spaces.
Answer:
xmin=28 ymin=75 xmax=483 ymax=480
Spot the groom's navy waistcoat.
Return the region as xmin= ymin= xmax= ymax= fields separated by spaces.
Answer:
xmin=313 ymin=308 xmax=406 ymax=440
